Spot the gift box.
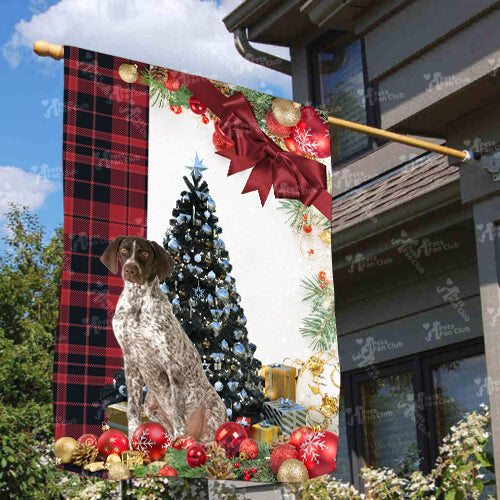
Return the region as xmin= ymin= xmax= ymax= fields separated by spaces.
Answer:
xmin=263 ymin=364 xmax=296 ymax=400
xmin=236 ymin=416 xmax=252 ymax=437
xmin=263 ymin=398 xmax=307 ymax=435
xmin=107 ymin=401 xmax=148 ymax=433
xmin=250 ymin=420 xmax=279 ymax=444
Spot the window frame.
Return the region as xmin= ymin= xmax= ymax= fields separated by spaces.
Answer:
xmin=338 ymin=337 xmax=486 ymax=491
xmin=308 ymin=31 xmax=383 ymax=167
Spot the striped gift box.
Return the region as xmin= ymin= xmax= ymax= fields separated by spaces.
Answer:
xmin=263 ymin=398 xmax=307 ymax=436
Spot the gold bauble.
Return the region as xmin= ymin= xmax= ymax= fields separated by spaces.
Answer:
xmin=272 ymin=98 xmax=301 ymax=127
xmin=106 ymin=453 xmax=122 ymax=465
xmin=320 ymin=394 xmax=339 ymax=418
xmin=320 ymin=230 xmax=331 ymax=246
xmin=108 ymin=462 xmax=131 ymax=480
xmin=118 ymin=63 xmax=139 ymax=84
xmin=277 ymin=459 xmax=309 ymax=482
xmin=55 ymin=437 xmax=78 ymax=464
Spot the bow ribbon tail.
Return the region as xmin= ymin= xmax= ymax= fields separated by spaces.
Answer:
xmin=312 ymin=190 xmax=333 ymax=221
xmin=241 ymin=161 xmax=273 ymax=206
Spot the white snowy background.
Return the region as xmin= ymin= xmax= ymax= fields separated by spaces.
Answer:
xmin=148 ymin=105 xmax=331 ymax=365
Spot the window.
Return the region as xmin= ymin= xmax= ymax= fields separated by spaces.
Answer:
xmin=310 ymin=34 xmax=380 ymax=164
xmin=334 ymin=340 xmax=489 ymax=490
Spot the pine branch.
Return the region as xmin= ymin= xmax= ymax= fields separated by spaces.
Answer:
xmin=299 ymin=303 xmax=336 ymax=351
xmin=140 ymin=68 xmax=192 ymax=109
xmin=278 ymin=199 xmax=330 ymax=232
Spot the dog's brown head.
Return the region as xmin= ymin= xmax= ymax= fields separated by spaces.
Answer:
xmin=100 ymin=236 xmax=174 ymax=285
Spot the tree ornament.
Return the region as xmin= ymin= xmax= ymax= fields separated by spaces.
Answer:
xmin=270 ymin=444 xmax=299 ymax=474
xmin=106 ymin=453 xmax=122 ymax=465
xmin=202 ymin=338 xmax=211 ymax=349
xmin=320 ymin=229 xmax=331 ymax=245
xmin=149 ymin=66 xmax=168 ymax=83
xmin=284 ymin=136 xmax=305 ymax=156
xmin=291 ymin=107 xmax=330 ymax=158
xmin=107 ymin=462 xmax=130 ymax=480
xmin=188 ymin=95 xmax=208 ymax=115
xmin=213 ymin=121 xmax=234 ymax=151
xmin=158 ymin=465 xmax=178 ymax=477
xmin=270 ymin=435 xmax=290 ymax=452
xmin=214 ymin=422 xmax=247 ymax=458
xmin=164 ymin=73 xmax=181 ymax=91
xmin=84 ymin=461 xmax=105 ymax=472
xmin=172 ymin=435 xmax=198 ymax=450
xmin=55 ymin=436 xmax=78 ymax=464
xmin=289 ymin=425 xmax=313 ymax=451
xmin=118 ymin=63 xmax=138 ymax=84
xmin=206 ymin=441 xmax=226 ymax=460
xmin=186 ymin=445 xmax=207 ymax=468
xmin=239 ymin=438 xmax=259 ymax=460
xmin=299 ymin=430 xmax=338 ymax=478
xmin=318 ymin=271 xmax=327 ymax=281
xmin=202 ymin=115 xmax=210 ymax=124
xmin=265 ymin=109 xmax=292 ymax=138
xmin=132 ymin=422 xmax=172 ymax=461
xmin=303 ymin=224 xmax=312 ymax=233
xmin=77 ymin=433 xmax=98 ymax=448
xmin=277 ymin=458 xmax=309 ymax=482
xmin=272 ymin=98 xmax=302 ymax=127
xmin=98 ymin=428 xmax=129 ymax=460
xmin=170 ymin=105 xmax=182 ymax=114
xmin=72 ymin=443 xmax=99 ymax=467
xmin=207 ymin=459 xmax=236 ymax=479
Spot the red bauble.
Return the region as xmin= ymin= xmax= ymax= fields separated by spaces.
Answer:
xmin=283 ymin=136 xmax=304 ymax=156
xmin=189 ymin=95 xmax=208 ymax=115
xmin=214 ymin=422 xmax=247 ymax=458
xmin=291 ymin=107 xmax=330 ymax=158
xmin=170 ymin=105 xmax=182 ymax=114
xmin=164 ymin=73 xmax=181 ymax=91
xmin=77 ymin=433 xmax=98 ymax=448
xmin=202 ymin=115 xmax=209 ymax=124
xmin=158 ymin=465 xmax=178 ymax=477
xmin=318 ymin=271 xmax=327 ymax=281
xmin=172 ymin=435 xmax=198 ymax=450
xmin=303 ymin=224 xmax=312 ymax=233
xmin=212 ymin=121 xmax=234 ymax=151
xmin=131 ymin=422 xmax=172 ymax=461
xmin=186 ymin=445 xmax=207 ymax=468
xmin=270 ymin=444 xmax=299 ymax=474
xmin=265 ymin=109 xmax=292 ymax=138
xmin=239 ymin=438 xmax=259 ymax=460
xmin=289 ymin=425 xmax=313 ymax=451
xmin=299 ymin=430 xmax=338 ymax=478
xmin=97 ymin=429 xmax=129 ymax=459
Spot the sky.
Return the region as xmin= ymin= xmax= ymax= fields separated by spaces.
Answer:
xmin=0 ymin=0 xmax=291 ymax=242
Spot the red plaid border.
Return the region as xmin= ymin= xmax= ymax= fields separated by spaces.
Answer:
xmin=54 ymin=47 xmax=148 ymax=441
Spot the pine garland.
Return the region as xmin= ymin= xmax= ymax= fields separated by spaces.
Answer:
xmin=299 ymin=275 xmax=336 ymax=351
xmin=278 ymin=199 xmax=330 ymax=232
xmin=141 ymin=68 xmax=192 ymax=109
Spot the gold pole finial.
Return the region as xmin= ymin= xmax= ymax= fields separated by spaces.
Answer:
xmin=33 ymin=40 xmax=64 ymax=60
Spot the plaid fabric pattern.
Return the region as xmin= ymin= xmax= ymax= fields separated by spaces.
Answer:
xmin=54 ymin=47 xmax=149 ymax=441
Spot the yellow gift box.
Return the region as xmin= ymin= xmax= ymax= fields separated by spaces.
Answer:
xmin=107 ymin=401 xmax=148 ymax=433
xmin=250 ymin=421 xmax=279 ymax=444
xmin=263 ymin=364 xmax=296 ymax=401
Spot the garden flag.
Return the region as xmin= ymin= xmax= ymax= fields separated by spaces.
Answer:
xmin=54 ymin=46 xmax=339 ymax=481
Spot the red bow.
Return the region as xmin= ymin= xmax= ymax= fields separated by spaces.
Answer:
xmin=169 ymin=72 xmax=332 ymax=220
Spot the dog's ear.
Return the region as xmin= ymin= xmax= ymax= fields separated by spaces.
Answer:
xmin=150 ymin=240 xmax=174 ymax=280
xmin=100 ymin=236 xmax=125 ymax=274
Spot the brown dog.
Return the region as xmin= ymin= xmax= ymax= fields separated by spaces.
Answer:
xmin=101 ymin=235 xmax=226 ymax=442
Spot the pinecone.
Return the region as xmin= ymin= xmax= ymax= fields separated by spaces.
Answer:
xmin=270 ymin=435 xmax=290 ymax=453
xmin=209 ymin=79 xmax=232 ymax=97
xmin=206 ymin=459 xmax=236 ymax=480
xmin=206 ymin=441 xmax=226 ymax=460
xmin=150 ymin=65 xmax=168 ymax=83
xmin=72 ymin=443 xmax=99 ymax=467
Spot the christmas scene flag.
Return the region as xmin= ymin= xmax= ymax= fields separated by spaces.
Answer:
xmin=54 ymin=46 xmax=339 ymax=482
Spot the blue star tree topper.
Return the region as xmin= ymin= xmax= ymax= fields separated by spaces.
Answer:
xmin=185 ymin=152 xmax=208 ymax=180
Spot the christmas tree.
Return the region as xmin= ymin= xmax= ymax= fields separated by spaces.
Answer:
xmin=162 ymin=153 xmax=265 ymax=421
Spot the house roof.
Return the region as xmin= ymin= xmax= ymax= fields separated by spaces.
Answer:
xmin=331 ymin=153 xmax=460 ymax=234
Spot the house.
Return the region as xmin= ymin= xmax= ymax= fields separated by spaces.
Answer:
xmin=224 ymin=0 xmax=500 ymax=493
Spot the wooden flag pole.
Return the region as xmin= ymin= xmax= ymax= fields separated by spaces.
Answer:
xmin=32 ymin=39 xmax=471 ymax=162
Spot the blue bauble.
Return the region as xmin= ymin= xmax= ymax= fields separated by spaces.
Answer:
xmin=214 ymin=381 xmax=223 ymax=392
xmin=208 ymin=271 xmax=216 ymax=280
xmin=183 ymin=254 xmax=190 ymax=263
xmin=194 ymin=254 xmax=202 ymax=263
xmin=202 ymin=224 xmax=212 ymax=235
xmin=168 ymin=239 xmax=180 ymax=252
xmin=215 ymin=288 xmax=229 ymax=302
